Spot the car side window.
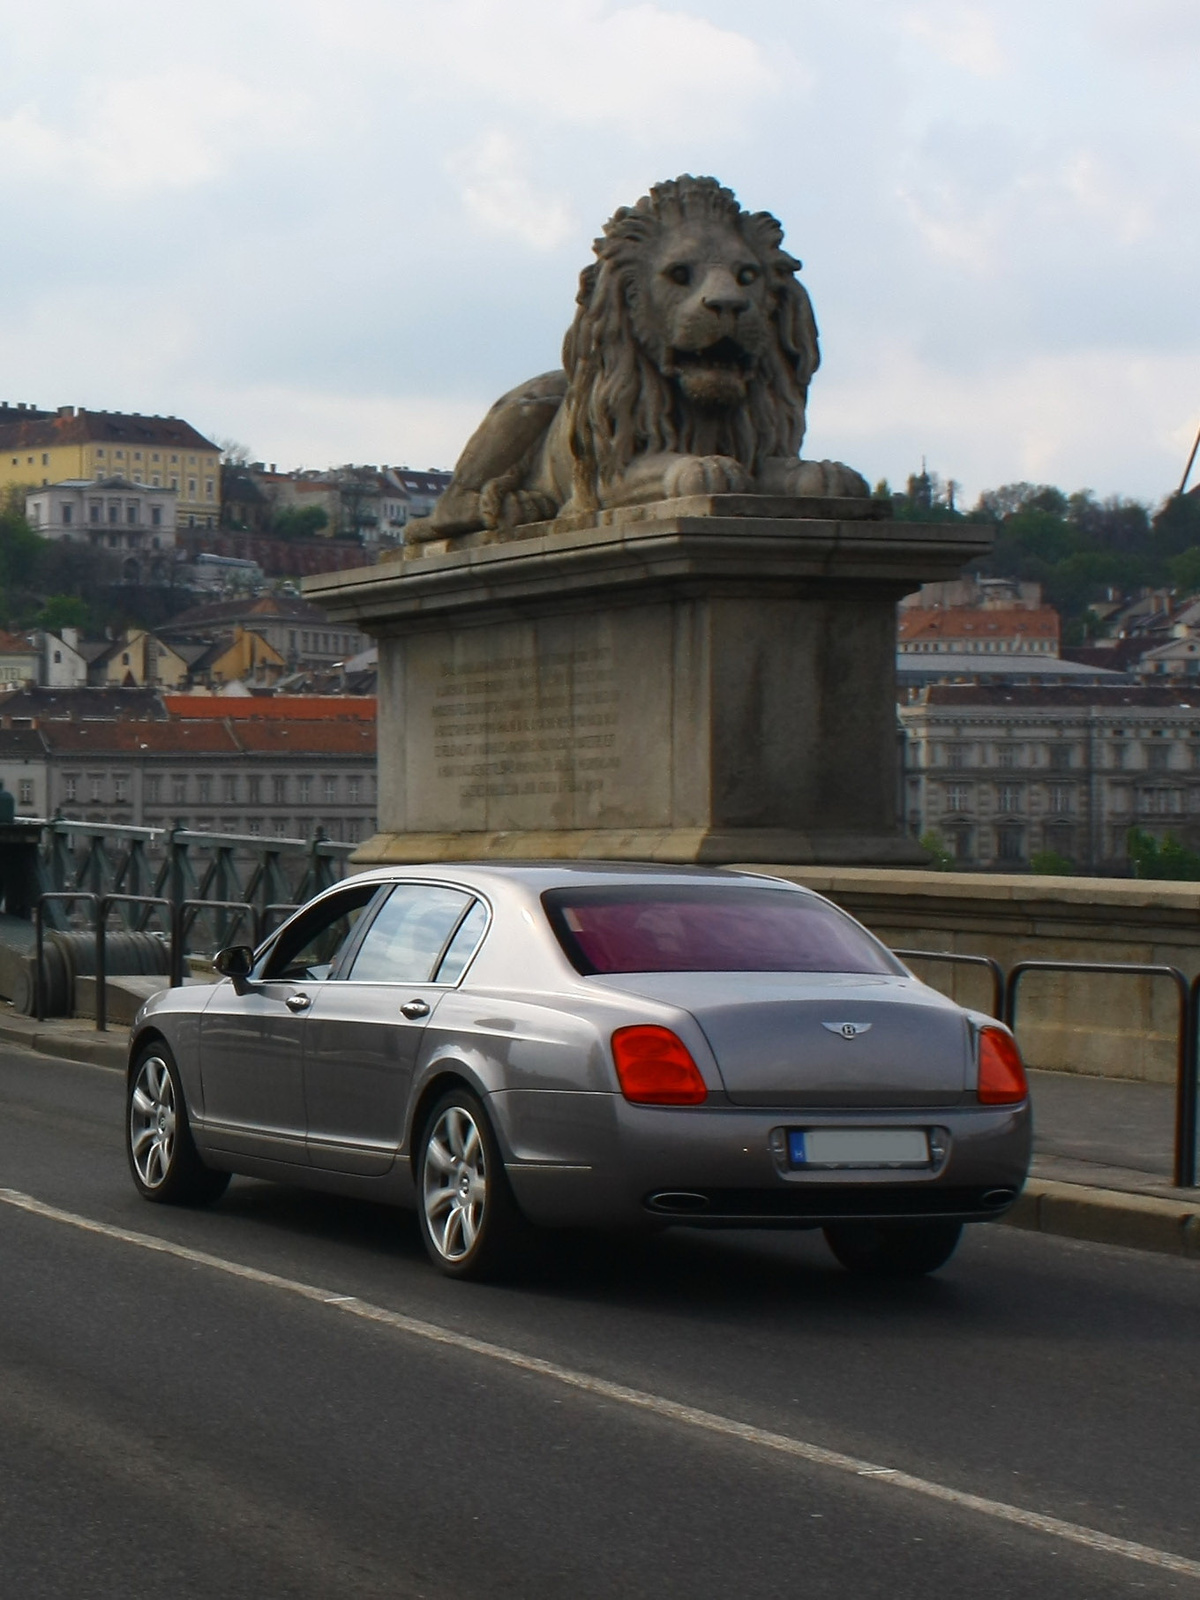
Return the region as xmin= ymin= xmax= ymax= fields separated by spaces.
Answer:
xmin=259 ymin=884 xmax=381 ymax=983
xmin=434 ymin=899 xmax=488 ymax=984
xmin=344 ymin=884 xmax=473 ymax=985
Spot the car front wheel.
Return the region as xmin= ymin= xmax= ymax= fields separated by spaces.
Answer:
xmin=416 ymin=1088 xmax=529 ymax=1279
xmin=823 ymin=1220 xmax=963 ymax=1277
xmin=126 ymin=1044 xmax=230 ymax=1206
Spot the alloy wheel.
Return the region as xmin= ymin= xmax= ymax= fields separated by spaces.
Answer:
xmin=129 ymin=1055 xmax=177 ymax=1190
xmin=422 ymin=1105 xmax=488 ymax=1261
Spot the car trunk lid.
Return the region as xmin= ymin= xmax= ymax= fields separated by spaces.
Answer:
xmin=591 ymin=972 xmax=970 ymax=1107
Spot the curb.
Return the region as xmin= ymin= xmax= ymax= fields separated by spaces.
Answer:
xmin=0 ymin=1015 xmax=128 ymax=1072
xmin=1004 ymin=1178 xmax=1200 ymax=1259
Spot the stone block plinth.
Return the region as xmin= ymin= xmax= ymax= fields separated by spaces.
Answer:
xmin=304 ymin=495 xmax=990 ymax=866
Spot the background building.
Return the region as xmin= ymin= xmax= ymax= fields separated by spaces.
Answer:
xmin=898 ymin=605 xmax=1060 ymax=657
xmin=157 ymin=595 xmax=368 ymax=673
xmin=0 ymin=406 xmax=219 ymax=527
xmin=901 ymin=684 xmax=1200 ymax=873
xmin=25 ymin=477 xmax=177 ymax=582
xmin=0 ymin=691 xmax=377 ymax=844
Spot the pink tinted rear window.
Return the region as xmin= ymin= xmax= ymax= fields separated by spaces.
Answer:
xmin=542 ymin=887 xmax=898 ymax=975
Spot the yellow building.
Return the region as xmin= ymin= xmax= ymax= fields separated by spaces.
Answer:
xmin=200 ymin=626 xmax=286 ymax=687
xmin=90 ymin=629 xmax=191 ymax=689
xmin=0 ymin=405 xmax=220 ymax=528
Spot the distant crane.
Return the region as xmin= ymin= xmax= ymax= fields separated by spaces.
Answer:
xmin=1178 ymin=420 xmax=1200 ymax=496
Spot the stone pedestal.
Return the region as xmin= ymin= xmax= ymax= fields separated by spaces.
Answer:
xmin=304 ymin=495 xmax=991 ymax=866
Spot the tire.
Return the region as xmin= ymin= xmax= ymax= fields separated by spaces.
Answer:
xmin=126 ymin=1042 xmax=230 ymax=1207
xmin=416 ymin=1087 xmax=531 ymax=1280
xmin=823 ymin=1220 xmax=963 ymax=1277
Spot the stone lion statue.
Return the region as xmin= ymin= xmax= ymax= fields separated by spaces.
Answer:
xmin=408 ymin=175 xmax=868 ymax=543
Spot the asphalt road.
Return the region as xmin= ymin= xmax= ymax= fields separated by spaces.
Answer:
xmin=3 ymin=1044 xmax=1200 ymax=1599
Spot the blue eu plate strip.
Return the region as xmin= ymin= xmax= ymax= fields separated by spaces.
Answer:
xmin=787 ymin=1130 xmax=806 ymax=1166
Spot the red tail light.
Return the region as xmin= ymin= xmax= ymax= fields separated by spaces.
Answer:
xmin=977 ymin=1027 xmax=1028 ymax=1104
xmin=612 ymin=1026 xmax=708 ymax=1105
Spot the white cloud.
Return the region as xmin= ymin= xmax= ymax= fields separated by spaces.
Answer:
xmin=188 ymin=384 xmax=488 ymax=474
xmin=808 ymin=340 xmax=1200 ymax=505
xmin=0 ymin=69 xmax=304 ymax=196
xmin=318 ymin=0 xmax=780 ymax=138
xmin=900 ymin=4 xmax=1007 ymax=78
xmin=446 ymin=131 xmax=574 ymax=250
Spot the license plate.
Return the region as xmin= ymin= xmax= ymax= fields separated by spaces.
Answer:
xmin=787 ymin=1128 xmax=930 ymax=1169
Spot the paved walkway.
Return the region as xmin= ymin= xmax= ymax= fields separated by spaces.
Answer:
xmin=1028 ymin=1068 xmax=1197 ymax=1200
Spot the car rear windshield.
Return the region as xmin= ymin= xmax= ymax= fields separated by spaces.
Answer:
xmin=541 ymin=886 xmax=900 ymax=976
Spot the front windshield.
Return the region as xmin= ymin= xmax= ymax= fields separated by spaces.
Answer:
xmin=541 ymin=885 xmax=900 ymax=976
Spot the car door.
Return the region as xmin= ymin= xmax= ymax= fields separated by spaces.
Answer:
xmin=303 ymin=884 xmax=488 ymax=1175
xmin=198 ymin=882 xmax=383 ymax=1162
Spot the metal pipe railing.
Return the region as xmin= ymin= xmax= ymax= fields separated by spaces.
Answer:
xmin=170 ymin=899 xmax=256 ymax=987
xmin=94 ymin=895 xmax=171 ymax=1033
xmin=893 ymin=948 xmax=1006 ymax=1020
xmin=1005 ymin=960 xmax=1195 ymax=1189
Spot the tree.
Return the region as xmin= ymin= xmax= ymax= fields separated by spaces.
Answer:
xmin=36 ymin=595 xmax=91 ymax=633
xmin=273 ymin=505 xmax=330 ymax=539
xmin=1067 ymin=491 xmax=1150 ymax=553
xmin=31 ymin=540 xmax=121 ymax=619
xmin=891 ymin=468 xmax=966 ymax=524
xmin=215 ymin=437 xmax=252 ymax=467
xmin=975 ymin=482 xmax=1069 ymax=521
xmin=1169 ymin=545 xmax=1200 ymax=593
xmin=919 ymin=830 xmax=955 ymax=870
xmin=0 ymin=489 xmax=46 ymax=594
xmin=1030 ymin=849 xmax=1074 ymax=875
xmin=1152 ymin=492 xmax=1200 ymax=561
xmin=1126 ymin=827 xmax=1200 ymax=882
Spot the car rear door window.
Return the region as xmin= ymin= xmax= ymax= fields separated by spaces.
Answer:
xmin=433 ymin=898 xmax=488 ymax=984
xmin=345 ymin=883 xmax=473 ymax=984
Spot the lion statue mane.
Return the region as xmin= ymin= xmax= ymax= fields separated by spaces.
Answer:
xmin=409 ymin=175 xmax=868 ymax=543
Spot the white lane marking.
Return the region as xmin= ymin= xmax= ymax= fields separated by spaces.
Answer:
xmin=2 ymin=1184 xmax=1197 ymax=1582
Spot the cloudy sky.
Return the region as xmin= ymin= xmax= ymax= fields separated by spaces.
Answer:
xmin=0 ymin=0 xmax=1196 ymax=505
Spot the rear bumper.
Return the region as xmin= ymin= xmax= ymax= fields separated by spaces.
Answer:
xmin=490 ymin=1089 xmax=1031 ymax=1229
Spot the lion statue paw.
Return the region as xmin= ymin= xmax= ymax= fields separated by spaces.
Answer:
xmin=663 ymin=455 xmax=752 ymax=499
xmin=781 ymin=459 xmax=871 ymax=498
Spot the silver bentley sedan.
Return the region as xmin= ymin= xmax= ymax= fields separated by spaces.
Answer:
xmin=125 ymin=863 xmax=1031 ymax=1280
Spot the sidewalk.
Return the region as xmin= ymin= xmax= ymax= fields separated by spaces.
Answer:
xmin=3 ymin=1004 xmax=1198 ymax=1260
xmin=0 ymin=1004 xmax=129 ymax=1071
xmin=1010 ymin=1069 xmax=1200 ymax=1259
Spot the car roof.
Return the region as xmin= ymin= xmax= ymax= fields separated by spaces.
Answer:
xmin=335 ymin=861 xmax=812 ymax=897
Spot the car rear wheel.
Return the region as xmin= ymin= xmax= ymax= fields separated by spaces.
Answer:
xmin=417 ymin=1088 xmax=530 ymax=1280
xmin=823 ymin=1220 xmax=963 ymax=1277
xmin=127 ymin=1043 xmax=230 ymax=1206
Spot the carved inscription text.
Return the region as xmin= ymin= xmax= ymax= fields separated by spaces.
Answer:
xmin=432 ymin=647 xmax=621 ymax=803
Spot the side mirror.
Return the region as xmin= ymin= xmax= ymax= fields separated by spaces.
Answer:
xmin=213 ymin=945 xmax=255 ymax=979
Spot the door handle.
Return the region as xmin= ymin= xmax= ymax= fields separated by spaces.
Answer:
xmin=400 ymin=999 xmax=431 ymax=1020
xmin=286 ymin=993 xmax=312 ymax=1013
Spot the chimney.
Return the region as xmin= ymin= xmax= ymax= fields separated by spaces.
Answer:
xmin=57 ymin=405 xmax=75 ymax=418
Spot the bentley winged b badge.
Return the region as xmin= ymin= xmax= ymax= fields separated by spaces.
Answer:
xmin=823 ymin=1022 xmax=873 ymax=1040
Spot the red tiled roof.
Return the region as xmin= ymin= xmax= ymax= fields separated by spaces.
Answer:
xmin=0 ymin=409 xmax=217 ymax=453
xmin=164 ymin=695 xmax=375 ymax=721
xmin=40 ymin=718 xmax=375 ymax=756
xmin=44 ymin=722 xmax=239 ymax=755
xmin=899 ymin=607 xmax=1060 ymax=642
xmin=923 ymin=685 xmax=1197 ymax=708
xmin=231 ymin=721 xmax=375 ymax=755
